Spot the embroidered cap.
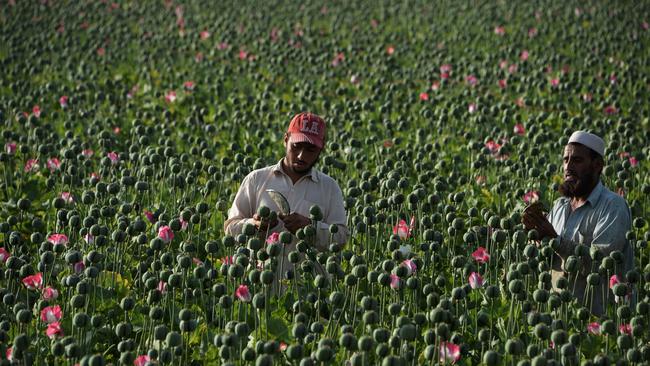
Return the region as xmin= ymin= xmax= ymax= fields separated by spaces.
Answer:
xmin=287 ymin=112 xmax=326 ymax=149
xmin=568 ymin=131 xmax=605 ymax=157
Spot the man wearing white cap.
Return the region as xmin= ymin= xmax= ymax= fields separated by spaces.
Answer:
xmin=523 ymin=131 xmax=633 ymax=316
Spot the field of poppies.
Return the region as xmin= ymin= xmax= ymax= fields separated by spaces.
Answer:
xmin=1 ymin=0 xmax=650 ymax=365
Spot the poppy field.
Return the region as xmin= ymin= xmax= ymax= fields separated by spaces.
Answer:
xmin=1 ymin=1 xmax=650 ymax=365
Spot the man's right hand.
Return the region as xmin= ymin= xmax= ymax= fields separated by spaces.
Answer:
xmin=252 ymin=214 xmax=278 ymax=232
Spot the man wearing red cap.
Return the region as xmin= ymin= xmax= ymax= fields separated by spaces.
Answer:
xmin=224 ymin=113 xmax=348 ymax=277
xmin=523 ymin=131 xmax=633 ymax=316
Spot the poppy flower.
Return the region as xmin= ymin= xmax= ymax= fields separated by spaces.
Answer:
xmin=107 ymin=152 xmax=119 ymax=164
xmin=200 ymin=30 xmax=210 ymax=40
xmin=629 ymin=157 xmax=638 ymax=167
xmin=84 ymin=234 xmax=94 ymax=245
xmin=603 ymin=105 xmax=618 ymax=115
xmin=0 ymin=247 xmax=10 ymax=263
xmin=587 ymin=322 xmax=601 ymax=335
xmin=97 ymin=47 xmax=105 ymax=57
xmin=158 ymin=226 xmax=174 ymax=243
xmin=609 ymin=275 xmax=621 ymax=289
xmin=550 ymin=78 xmax=560 ymax=87
xmin=5 ymin=348 xmax=11 ymax=362
xmin=59 ymin=95 xmax=69 ymax=108
xmin=46 ymin=322 xmax=64 ymax=339
xmin=528 ymin=27 xmax=538 ymax=38
xmin=401 ymin=259 xmax=417 ymax=276
xmin=485 ymin=140 xmax=501 ymax=154
xmin=350 ymin=75 xmax=360 ymax=85
xmin=5 ymin=142 xmax=16 ymax=154
xmin=494 ymin=26 xmax=505 ymax=36
xmin=235 ymin=285 xmax=251 ymax=302
xmin=183 ymin=81 xmax=195 ymax=91
xmin=393 ymin=219 xmax=411 ymax=240
xmin=468 ymin=103 xmax=477 ymax=113
xmin=465 ymin=74 xmax=478 ymax=86
xmin=144 ymin=210 xmax=156 ymax=224
xmin=643 ymin=21 xmax=649 ymax=31
xmin=47 ymin=234 xmax=69 ymax=246
xmin=439 ymin=341 xmax=461 ymax=364
xmin=498 ymin=79 xmax=507 ymax=89
xmin=32 ymin=105 xmax=41 ymax=117
xmin=331 ymin=52 xmax=344 ymax=67
xmin=471 ymin=247 xmax=490 ymax=264
xmin=134 ymin=355 xmax=151 ymax=366
xmin=582 ymin=93 xmax=593 ymax=102
xmin=508 ymin=63 xmax=518 ymax=74
xmin=431 ymin=81 xmax=440 ymax=91
xmin=520 ymin=50 xmax=529 ymax=61
xmin=165 ymin=90 xmax=177 ymax=103
xmin=523 ymin=191 xmax=540 ymax=204
xmin=22 ymin=272 xmax=43 ymax=290
xmin=157 ymin=281 xmax=168 ymax=294
xmin=217 ymin=41 xmax=229 ymax=50
xmin=266 ymin=232 xmax=280 ymax=245
xmin=47 ymin=157 xmax=61 ymax=172
xmin=40 ymin=305 xmax=63 ymax=323
xmin=389 ymin=273 xmax=401 ymax=289
xmin=24 ymin=159 xmax=40 ymax=172
xmin=513 ymin=123 xmax=525 ymax=136
xmin=419 ymin=92 xmax=429 ymax=101
xmin=619 ymin=324 xmax=632 ymax=335
xmin=42 ymin=287 xmax=59 ymax=300
xmin=386 ymin=46 xmax=395 ymax=55
xmin=468 ymin=272 xmax=484 ymax=289
xmin=60 ymin=192 xmax=74 ymax=204
xmin=74 ymin=261 xmax=85 ymax=274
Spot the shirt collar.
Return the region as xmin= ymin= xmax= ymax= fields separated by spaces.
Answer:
xmin=273 ymin=159 xmax=319 ymax=183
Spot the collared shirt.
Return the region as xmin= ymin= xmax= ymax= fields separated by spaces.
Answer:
xmin=548 ymin=180 xmax=633 ymax=315
xmin=224 ymin=159 xmax=349 ymax=279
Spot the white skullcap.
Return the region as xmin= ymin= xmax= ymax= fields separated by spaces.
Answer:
xmin=568 ymin=131 xmax=605 ymax=157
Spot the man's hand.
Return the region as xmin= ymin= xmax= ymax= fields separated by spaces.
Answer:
xmin=522 ymin=209 xmax=557 ymax=239
xmin=279 ymin=213 xmax=311 ymax=233
xmin=252 ymin=214 xmax=278 ymax=232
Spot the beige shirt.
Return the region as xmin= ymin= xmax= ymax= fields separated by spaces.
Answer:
xmin=224 ymin=159 xmax=349 ymax=253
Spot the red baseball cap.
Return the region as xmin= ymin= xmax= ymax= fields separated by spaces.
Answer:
xmin=287 ymin=112 xmax=326 ymax=149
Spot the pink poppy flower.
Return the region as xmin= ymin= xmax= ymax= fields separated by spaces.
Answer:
xmin=468 ymin=103 xmax=477 ymax=113
xmin=134 ymin=355 xmax=151 ymax=366
xmin=439 ymin=341 xmax=461 ymax=364
xmin=528 ymin=27 xmax=538 ymax=38
xmin=499 ymin=60 xmax=508 ymax=69
xmin=280 ymin=341 xmax=288 ymax=352
xmin=619 ymin=324 xmax=632 ymax=335
xmin=235 ymin=285 xmax=251 ymax=302
xmin=401 ymin=259 xmax=417 ymax=276
xmin=217 ymin=41 xmax=229 ymax=50
xmin=158 ymin=226 xmax=174 ymax=243
xmin=6 ymin=347 xmax=12 ymax=362
xmin=440 ymin=64 xmax=452 ymax=74
xmin=465 ymin=74 xmax=478 ymax=86
xmin=107 ymin=152 xmax=119 ymax=164
xmin=165 ymin=90 xmax=177 ymax=103
xmin=431 ymin=81 xmax=440 ymax=91
xmin=83 ymin=234 xmax=94 ymax=245
xmin=386 ymin=46 xmax=395 ymax=55
xmin=266 ymin=232 xmax=280 ymax=245
xmin=59 ymin=95 xmax=68 ymax=108
xmin=475 ymin=175 xmax=486 ymax=186
xmin=74 ymin=261 xmax=85 ymax=274
xmin=270 ymin=27 xmax=279 ymax=42
xmin=523 ymin=191 xmax=540 ymax=204
xmin=513 ymin=123 xmax=525 ymax=136
xmin=370 ymin=19 xmax=378 ymax=28
xmin=587 ymin=322 xmax=601 ymax=335
xmin=22 ymin=272 xmax=43 ymax=290
xmin=0 ymin=247 xmax=10 ymax=263
xmin=643 ymin=21 xmax=649 ymax=31
xmin=157 ymin=281 xmax=168 ymax=294
xmin=515 ymin=97 xmax=525 ymax=107
xmin=90 ymin=172 xmax=101 ymax=180
xmin=498 ymin=79 xmax=507 ymax=89
xmin=468 ymin=272 xmax=484 ymax=289
xmin=194 ymin=52 xmax=204 ymax=63
xmin=221 ymin=256 xmax=234 ymax=265
xmin=550 ymin=78 xmax=560 ymax=87
xmin=144 ymin=210 xmax=156 ymax=224
xmin=81 ymin=149 xmax=93 ymax=158
xmin=520 ymin=50 xmax=529 ymax=61
xmin=32 ymin=105 xmax=41 ymax=118
xmin=40 ymin=305 xmax=63 ymax=323
xmin=494 ymin=26 xmax=505 ymax=36
xmin=200 ymin=30 xmax=210 ymax=40
xmin=629 ymin=157 xmax=638 ymax=167
xmin=183 ymin=81 xmax=195 ymax=91
xmin=60 ymin=192 xmax=74 ymax=204
xmin=47 ymin=157 xmax=61 ymax=172
xmin=5 ymin=142 xmax=16 ymax=154
xmin=46 ymin=322 xmax=64 ymax=339
xmin=485 ymin=140 xmax=501 ymax=154
xmin=609 ymin=74 xmax=617 ymax=85
xmin=179 ymin=217 xmax=188 ymax=231
xmin=419 ymin=92 xmax=429 ymax=101
xmin=472 ymin=247 xmax=490 ymax=264
xmin=238 ymin=49 xmax=248 ymax=60
xmin=393 ymin=219 xmax=411 ymax=240
xmin=97 ymin=47 xmax=105 ymax=57
xmin=603 ymin=105 xmax=618 ymax=115
xmin=24 ymin=158 xmax=40 ymax=172
xmin=574 ymin=7 xmax=582 ymax=17
xmin=42 ymin=287 xmax=59 ymax=300
xmin=389 ymin=273 xmax=401 ymax=290
xmin=582 ymin=93 xmax=593 ymax=102
xmin=47 ymin=234 xmax=68 ymax=246
xmin=192 ymin=258 xmax=203 ymax=266
xmin=508 ymin=63 xmax=518 ymax=74
xmin=609 ymin=275 xmax=621 ymax=289
xmin=331 ymin=52 xmax=345 ymax=67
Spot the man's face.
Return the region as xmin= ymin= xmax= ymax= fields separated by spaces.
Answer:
xmin=559 ymin=143 xmax=602 ymax=198
xmin=283 ymin=134 xmax=321 ymax=175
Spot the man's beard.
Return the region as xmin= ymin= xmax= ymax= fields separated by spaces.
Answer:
xmin=559 ymin=171 xmax=598 ymax=198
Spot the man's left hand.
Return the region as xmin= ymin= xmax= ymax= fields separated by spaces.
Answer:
xmin=522 ymin=210 xmax=558 ymax=239
xmin=279 ymin=213 xmax=311 ymax=233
